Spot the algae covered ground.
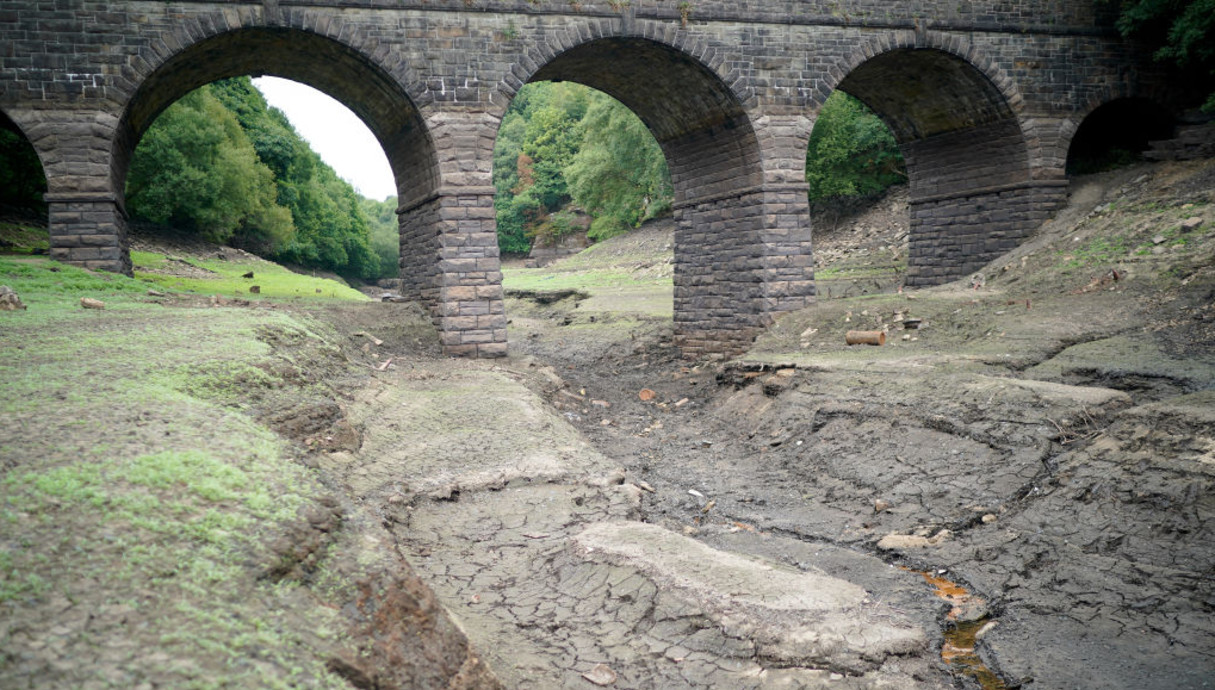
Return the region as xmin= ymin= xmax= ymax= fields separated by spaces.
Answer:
xmin=0 ymin=243 xmax=495 ymax=688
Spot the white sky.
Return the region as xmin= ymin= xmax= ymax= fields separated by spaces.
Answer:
xmin=253 ymin=77 xmax=396 ymax=201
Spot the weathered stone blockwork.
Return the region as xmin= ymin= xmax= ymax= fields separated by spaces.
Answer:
xmin=0 ymin=0 xmax=1196 ymax=357
xmin=906 ymin=183 xmax=1068 ymax=285
xmin=46 ymin=195 xmax=132 ymax=275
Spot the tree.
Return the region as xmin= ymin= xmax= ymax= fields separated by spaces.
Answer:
xmin=361 ymin=196 xmax=401 ymax=279
xmin=212 ymin=77 xmax=380 ymax=279
xmin=128 ymin=77 xmax=385 ymax=279
xmin=491 ymin=81 xmax=673 ymax=253
xmin=0 ymin=124 xmax=46 ymax=210
xmin=805 ymin=91 xmax=905 ymax=202
xmin=126 ymin=87 xmax=294 ymax=253
xmin=1108 ymin=0 xmax=1215 ymax=111
xmin=565 ymin=93 xmax=671 ymax=241
xmin=519 ymin=86 xmax=588 ymax=211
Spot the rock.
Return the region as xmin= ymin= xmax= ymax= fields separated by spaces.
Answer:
xmin=249 ymin=285 xmax=261 ymax=294
xmin=80 ymin=297 xmax=105 ymax=310
xmin=0 ymin=285 xmax=27 ymax=311
xmin=874 ymin=499 xmax=892 ymax=513
xmin=877 ymin=529 xmax=950 ymax=550
xmin=982 ymin=513 xmax=998 ymax=524
xmin=1180 ymin=216 xmax=1204 ymax=231
xmin=1153 ymin=234 xmax=1166 ymax=245
xmin=572 ymin=522 xmax=926 ymax=672
xmin=762 ymin=372 xmax=795 ymax=396
xmin=638 ymin=388 xmax=656 ymax=401
xmin=582 ymin=663 xmax=617 ymax=686
xmin=878 ymin=534 xmax=933 ymax=549
xmin=242 ymin=270 xmax=254 ymax=278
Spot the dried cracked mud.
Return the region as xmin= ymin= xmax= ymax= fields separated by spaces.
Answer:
xmin=322 ymin=161 xmax=1214 ymax=690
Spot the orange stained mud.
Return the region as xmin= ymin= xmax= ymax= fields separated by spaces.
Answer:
xmin=909 ymin=569 xmax=1008 ymax=690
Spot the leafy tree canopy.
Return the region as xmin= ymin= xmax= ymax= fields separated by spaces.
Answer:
xmin=805 ymin=91 xmax=905 ymax=203
xmin=1108 ymin=0 xmax=1215 ymax=111
xmin=492 ymin=82 xmax=672 ymax=254
xmin=125 ymin=86 xmax=294 ymax=254
xmin=127 ymin=77 xmax=382 ymax=279
xmin=566 ymin=94 xmax=672 ymax=242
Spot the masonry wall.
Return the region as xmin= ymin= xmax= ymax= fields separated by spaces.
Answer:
xmin=399 ymin=195 xmax=443 ymax=306
xmin=46 ymin=196 xmax=131 ymax=275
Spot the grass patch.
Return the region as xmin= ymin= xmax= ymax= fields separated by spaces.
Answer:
xmin=0 ymin=221 xmax=50 ymax=255
xmin=0 ymin=261 xmax=356 ymax=686
xmin=131 ymin=250 xmax=369 ymax=302
xmin=503 ymin=265 xmax=669 ymax=292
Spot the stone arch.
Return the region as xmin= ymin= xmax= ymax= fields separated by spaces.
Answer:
xmin=113 ymin=24 xmax=436 ymax=211
xmin=816 ymin=31 xmax=1024 ymax=120
xmin=104 ymin=24 xmax=443 ymax=304
xmin=0 ymin=107 xmax=48 ymax=210
xmin=498 ymin=28 xmax=803 ymax=358
xmin=501 ymin=28 xmax=762 ymax=204
xmin=816 ymin=32 xmax=1065 ymax=286
xmin=1064 ymin=97 xmax=1175 ymax=174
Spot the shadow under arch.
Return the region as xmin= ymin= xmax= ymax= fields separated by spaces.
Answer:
xmin=503 ymin=36 xmax=791 ymax=357
xmin=0 ymin=107 xmax=48 ymax=213
xmin=1066 ymin=97 xmax=1175 ymax=175
xmin=112 ymin=27 xmax=440 ymax=299
xmin=823 ymin=43 xmax=1066 ymax=286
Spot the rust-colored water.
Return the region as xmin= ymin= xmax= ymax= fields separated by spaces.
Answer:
xmin=910 ymin=569 xmax=1008 ymax=690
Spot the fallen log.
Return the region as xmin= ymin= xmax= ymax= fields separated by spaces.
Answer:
xmin=845 ymin=330 xmax=886 ymax=346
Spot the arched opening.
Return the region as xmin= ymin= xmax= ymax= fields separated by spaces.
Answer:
xmin=802 ymin=90 xmax=906 ymax=298
xmin=111 ymin=28 xmax=437 ymax=297
xmin=502 ymin=37 xmax=772 ymax=356
xmin=122 ymin=76 xmax=396 ymax=284
xmin=824 ymin=47 xmax=1058 ymax=286
xmin=0 ymin=110 xmax=47 ymax=214
xmin=0 ymin=110 xmax=49 ymax=255
xmin=1066 ymin=98 xmax=1175 ymax=175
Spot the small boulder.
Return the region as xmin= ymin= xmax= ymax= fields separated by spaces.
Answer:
xmin=80 ymin=297 xmax=105 ymax=310
xmin=0 ymin=285 xmax=26 ymax=311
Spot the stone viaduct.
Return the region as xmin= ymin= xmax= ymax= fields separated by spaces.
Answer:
xmin=0 ymin=0 xmax=1186 ymax=357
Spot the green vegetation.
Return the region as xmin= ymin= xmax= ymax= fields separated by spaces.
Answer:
xmin=0 ymin=124 xmax=46 ymax=210
xmin=131 ymin=249 xmax=369 ymax=301
xmin=1106 ymin=0 xmax=1215 ymax=111
xmin=128 ymin=77 xmax=382 ymax=280
xmin=493 ymin=82 xmax=672 ymax=255
xmin=566 ymin=94 xmax=672 ymax=242
xmin=361 ymin=195 xmax=401 ymax=279
xmin=806 ymin=91 xmax=905 ymax=203
xmin=126 ymin=86 xmax=294 ymax=256
xmin=0 ymin=222 xmax=49 ymax=255
xmin=0 ymin=257 xmax=353 ymax=687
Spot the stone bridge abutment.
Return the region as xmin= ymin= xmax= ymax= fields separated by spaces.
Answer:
xmin=1 ymin=1 xmax=1193 ymax=357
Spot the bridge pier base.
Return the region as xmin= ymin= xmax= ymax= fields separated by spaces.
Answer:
xmin=673 ymin=182 xmax=815 ymax=360
xmin=399 ymin=188 xmax=507 ymax=359
xmin=905 ymin=180 xmax=1069 ymax=286
xmin=46 ymin=194 xmax=132 ymax=276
